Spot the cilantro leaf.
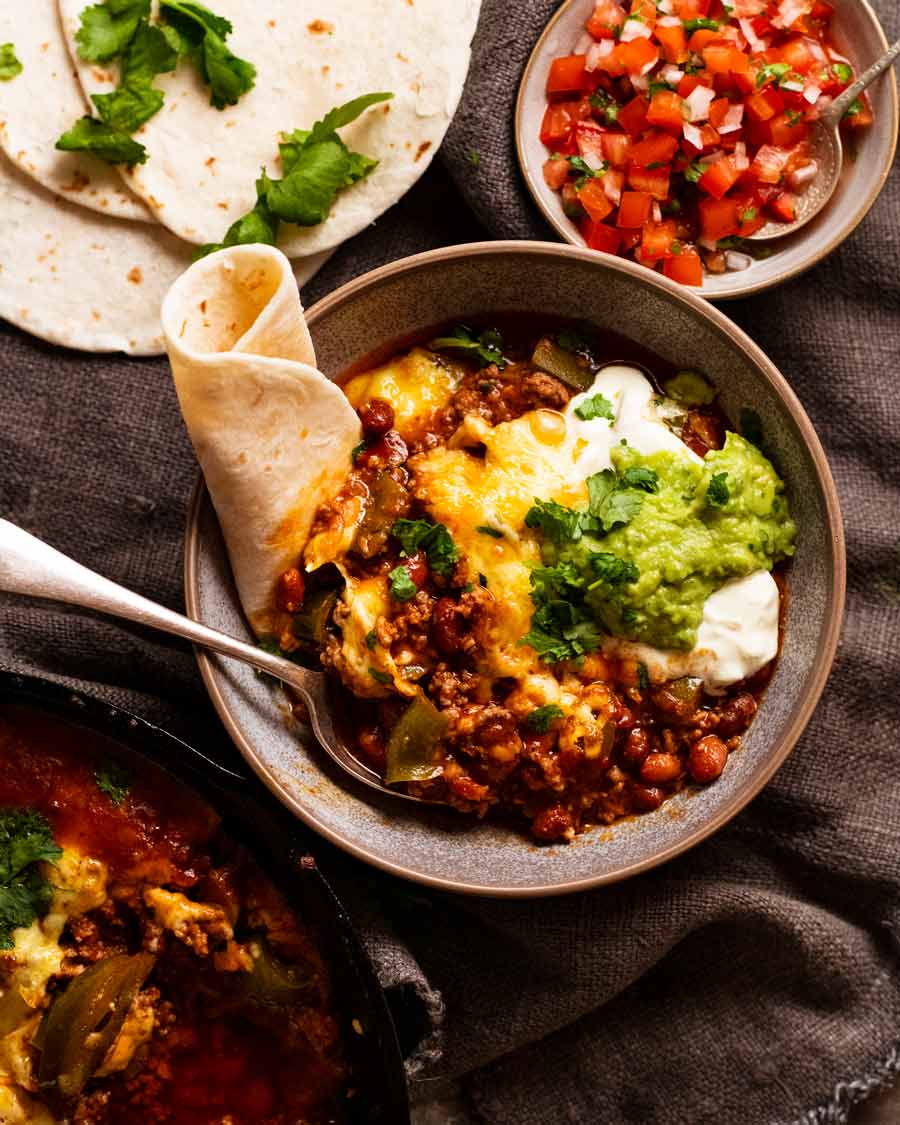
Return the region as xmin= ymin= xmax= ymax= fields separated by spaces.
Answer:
xmin=388 ymin=566 xmax=417 ymax=602
xmin=588 ymin=552 xmax=639 ymax=590
xmin=92 ymin=81 xmax=164 ymax=132
xmin=477 ymin=525 xmax=503 ymax=538
xmin=55 ymin=116 xmax=148 ymax=165
xmin=76 ymin=0 xmax=150 ymax=62
xmin=159 ymin=1 xmax=255 ymax=108
xmin=0 ymin=44 xmax=23 ymax=81
xmin=365 ymin=629 xmax=378 ymax=651
xmin=522 ymin=600 xmax=604 ymax=664
xmin=259 ymin=141 xmax=352 ymax=225
xmin=756 ymin=62 xmax=792 ymax=88
xmin=525 ymin=704 xmax=565 ymax=733
xmin=529 ymin=561 xmax=583 ymax=603
xmin=196 ymin=186 xmax=278 ymax=257
xmin=95 ymin=760 xmax=133 ymax=806
xmin=586 ymin=469 xmax=644 ymax=533
xmin=0 ymin=808 xmax=61 ymax=950
xmin=574 ymin=393 xmax=615 ymax=422
xmin=832 ymin=62 xmax=853 ymax=86
xmin=391 ymin=518 xmax=459 ymax=578
xmin=305 ymin=91 xmax=396 ymax=145
xmin=525 ymin=498 xmax=583 ymax=545
xmin=684 ymin=160 xmax=706 ymax=184
xmin=683 ymin=17 xmax=720 ymax=31
xmin=620 ymin=466 xmax=659 ymax=493
xmin=368 ymin=667 xmax=393 ymax=684
xmin=705 ymin=471 xmax=730 ymax=508
xmin=429 ymin=324 xmax=507 ymax=370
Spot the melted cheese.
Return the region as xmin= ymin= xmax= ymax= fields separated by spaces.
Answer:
xmin=343 ymin=348 xmax=462 ymax=440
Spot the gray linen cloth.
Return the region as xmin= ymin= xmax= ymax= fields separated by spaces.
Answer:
xmin=2 ymin=0 xmax=900 ymax=1120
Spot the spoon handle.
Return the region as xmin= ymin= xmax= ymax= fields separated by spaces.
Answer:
xmin=826 ymin=37 xmax=900 ymax=125
xmin=0 ymin=518 xmax=319 ymax=697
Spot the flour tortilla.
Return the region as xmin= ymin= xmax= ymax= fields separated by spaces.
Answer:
xmin=59 ymin=0 xmax=481 ymax=254
xmin=0 ymin=0 xmax=152 ymax=222
xmin=161 ymin=244 xmax=360 ymax=635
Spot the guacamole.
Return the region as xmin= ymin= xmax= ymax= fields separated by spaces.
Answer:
xmin=539 ymin=434 xmax=795 ymax=652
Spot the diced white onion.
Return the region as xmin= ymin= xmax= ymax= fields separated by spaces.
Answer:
xmin=583 ymin=151 xmax=606 ymax=171
xmin=575 ymin=31 xmax=595 ymax=55
xmin=586 ymin=39 xmax=615 ymax=70
xmin=718 ymin=103 xmax=745 ymax=134
xmin=780 ymin=78 xmax=804 ymax=93
xmin=639 ymin=51 xmax=660 ymax=77
xmin=620 ymin=16 xmax=653 ymax=41
xmin=603 ymin=169 xmax=624 ymax=204
xmin=733 ymin=0 xmax=768 ymax=15
xmin=683 ymin=121 xmax=704 ymax=149
xmin=788 ymin=160 xmax=818 ymax=189
xmin=807 ymin=39 xmax=827 ymax=62
xmin=685 ymin=84 xmax=715 ymax=122
xmin=725 ymin=251 xmax=753 ymax=271
xmin=661 ymin=64 xmax=685 ymax=84
xmin=733 ymin=140 xmax=750 ymax=171
xmin=656 ymin=14 xmax=682 ymax=27
xmin=773 ymin=0 xmax=810 ymax=30
xmin=698 ymin=237 xmax=719 ymax=251
xmin=803 ymin=83 xmax=821 ymax=104
xmin=652 ymin=201 xmax=662 ymax=222
xmin=738 ymin=18 xmax=768 ymax=52
xmin=631 ymin=73 xmax=650 ymax=91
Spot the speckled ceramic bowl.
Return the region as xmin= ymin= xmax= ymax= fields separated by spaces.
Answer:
xmin=515 ymin=0 xmax=898 ymax=300
xmin=185 ymin=241 xmax=845 ymax=897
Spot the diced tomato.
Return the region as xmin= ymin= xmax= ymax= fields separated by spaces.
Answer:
xmin=615 ymin=37 xmax=659 ymax=76
xmin=655 ymin=23 xmax=688 ymax=64
xmin=540 ymin=103 xmax=575 ymax=148
xmin=629 ymin=131 xmax=679 ymax=166
xmin=677 ymin=74 xmax=704 ymax=98
xmin=640 ymin=220 xmax=679 ymax=261
xmin=748 ymin=143 xmax=791 ymax=183
xmin=630 ymin=0 xmax=657 ymax=22
xmin=707 ymin=97 xmax=731 ymax=130
xmin=600 ymin=133 xmax=633 ymax=167
xmin=682 ymin=123 xmax=721 ymax=157
xmin=543 ymin=157 xmax=571 ymax=191
xmin=733 ymin=195 xmax=766 ymax=236
xmin=745 ymin=86 xmax=785 ymax=123
xmin=575 ymin=121 xmax=607 ymax=159
xmin=843 ymin=95 xmax=874 ymax=128
xmin=663 ymin=248 xmax=703 ymax=286
xmin=699 ymin=196 xmax=739 ymax=240
xmin=618 ymin=228 xmax=643 ymax=252
xmin=617 ymin=190 xmax=654 ymax=227
xmin=698 ymin=155 xmax=739 ymax=199
xmin=547 ymin=55 xmax=588 ymax=98
xmin=586 ymin=0 xmax=627 ymax=39
xmin=779 ymin=37 xmax=816 ymax=74
xmin=580 ymin=217 xmax=623 ymax=254
xmin=627 ymin=164 xmax=671 ymax=199
xmin=578 ymin=178 xmax=616 ymax=222
xmin=646 ymin=90 xmax=687 ymax=134
xmin=688 ymin=29 xmax=719 ymax=54
xmin=703 ymin=41 xmax=750 ymax=75
xmin=674 ymin=0 xmax=711 ymax=14
xmin=617 ymin=94 xmax=650 ymax=136
xmin=768 ymin=191 xmax=797 ymax=222
xmin=765 ymin=110 xmax=809 ymax=146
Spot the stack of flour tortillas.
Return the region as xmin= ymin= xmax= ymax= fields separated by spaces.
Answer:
xmin=0 ymin=0 xmax=480 ymax=354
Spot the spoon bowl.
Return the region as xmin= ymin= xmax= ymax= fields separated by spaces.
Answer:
xmin=0 ymin=518 xmax=431 ymax=804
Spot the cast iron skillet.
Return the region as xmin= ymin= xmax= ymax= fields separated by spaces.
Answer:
xmin=0 ymin=670 xmax=410 ymax=1124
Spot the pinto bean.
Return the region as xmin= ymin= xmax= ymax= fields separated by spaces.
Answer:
xmin=621 ymin=728 xmax=651 ymax=771
xmin=640 ymin=752 xmax=682 ymax=785
xmin=688 ymin=735 xmax=729 ymax=784
xmin=275 ymin=567 xmax=305 ymax=613
xmin=358 ymin=397 xmax=395 ymax=437
xmin=631 ymin=784 xmax=665 ymax=812
xmin=531 ymin=803 xmax=574 ymax=841
xmin=716 ymin=692 xmax=758 ymax=738
xmin=432 ymin=596 xmax=464 ymax=655
xmin=355 ymin=429 xmax=408 ymax=469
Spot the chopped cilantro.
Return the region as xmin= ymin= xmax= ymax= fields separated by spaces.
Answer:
xmin=620 ymin=466 xmax=659 ymax=493
xmin=388 ymin=565 xmax=417 ymax=602
xmin=785 ymin=109 xmax=803 ymax=127
xmin=524 ymin=498 xmax=584 ymax=545
xmin=756 ymin=62 xmax=792 ymax=88
xmin=477 ymin=525 xmax=503 ymax=538
xmin=56 ymin=117 xmax=148 ymax=165
xmin=391 ymin=518 xmax=459 ymax=578
xmin=587 ymin=552 xmax=639 ymax=591
xmin=351 ymin=440 xmax=366 ymax=464
xmin=843 ymin=97 xmax=865 ymax=119
xmin=0 ymin=809 xmax=62 ymax=950
xmin=365 ymin=629 xmax=378 ymax=651
xmin=683 ymin=17 xmax=720 ymax=31
xmin=90 ymin=22 xmax=178 ymax=132
xmin=574 ymin=393 xmax=615 ymax=422
xmin=368 ymin=667 xmax=392 ymax=685
xmin=75 ymin=0 xmax=150 ymax=62
xmin=525 ymin=704 xmax=565 ymax=733
xmin=95 ymin=760 xmax=133 ymax=806
xmin=832 ymin=62 xmax=853 ymax=86
xmin=0 ymin=43 xmax=23 ymax=81
xmin=684 ymin=160 xmax=706 ymax=184
xmin=705 ymin=471 xmax=730 ymax=508
xmin=586 ymin=469 xmax=644 ymax=533
xmin=159 ymin=1 xmax=256 ymax=109
xmin=429 ymin=324 xmax=507 ymax=369
xmin=200 ymin=92 xmax=391 ymax=254
xmin=637 ymin=662 xmax=650 ymax=693
xmin=564 ymin=153 xmax=606 ymax=189
xmin=588 ymin=91 xmax=619 ymax=125
xmin=521 ymin=599 xmax=604 ymax=664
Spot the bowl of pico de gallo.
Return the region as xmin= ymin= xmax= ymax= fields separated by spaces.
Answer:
xmin=516 ymin=0 xmax=897 ymax=298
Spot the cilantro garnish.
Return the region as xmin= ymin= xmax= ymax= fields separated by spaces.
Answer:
xmin=388 ymin=565 xmax=417 ymax=602
xmin=90 ymin=22 xmax=178 ymax=132
xmin=75 ymin=0 xmax=150 ymax=62
xmin=368 ymin=667 xmax=392 ymax=685
xmin=365 ymin=629 xmax=378 ymax=651
xmin=586 ymin=469 xmax=645 ymax=533
xmin=0 ymin=809 xmax=62 ymax=950
xmin=95 ymin=760 xmax=133 ymax=806
xmin=739 ymin=206 xmax=758 ymax=224
xmin=525 ymin=704 xmax=565 ymax=733
xmin=705 ymin=471 xmax=730 ymax=508
xmin=785 ymin=109 xmax=803 ymax=127
xmin=587 ymin=553 xmax=639 ymax=591
xmin=574 ymin=393 xmax=615 ymax=422
xmin=620 ymin=466 xmax=658 ymax=493
xmin=683 ymin=17 xmax=720 ymax=31
xmin=756 ymin=62 xmax=792 ymax=88
xmin=477 ymin=526 xmax=503 ymax=539
xmin=56 ymin=117 xmax=149 ymax=165
xmin=391 ymin=518 xmax=459 ymax=578
xmin=429 ymin=325 xmax=507 ymax=370
xmin=588 ymin=91 xmax=619 ymax=125
xmin=199 ymin=92 xmax=391 ymax=255
xmin=159 ymin=1 xmax=256 ymax=108
xmin=562 ymin=154 xmax=607 ymax=190
xmin=684 ymin=160 xmax=706 ymax=184
xmin=351 ymin=440 xmax=367 ymax=464
xmin=637 ymin=662 xmax=650 ymax=694
xmin=843 ymin=97 xmax=865 ymax=119
xmin=832 ymin=62 xmax=853 ymax=85
xmin=0 ymin=43 xmax=23 ymax=81
xmin=524 ymin=498 xmax=584 ymax=545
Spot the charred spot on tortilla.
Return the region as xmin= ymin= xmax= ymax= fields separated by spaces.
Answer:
xmin=127 ymin=266 xmax=142 ymax=283
xmin=307 ymin=20 xmax=334 ymax=34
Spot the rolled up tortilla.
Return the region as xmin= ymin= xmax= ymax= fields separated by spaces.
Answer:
xmin=161 ymin=244 xmax=361 ymax=635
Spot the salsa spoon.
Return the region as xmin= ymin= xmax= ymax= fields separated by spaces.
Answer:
xmin=0 ymin=518 xmax=429 ymax=805
xmin=748 ymin=36 xmax=900 ymax=241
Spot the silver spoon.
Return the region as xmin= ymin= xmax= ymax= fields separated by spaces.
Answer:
xmin=0 ymin=518 xmax=429 ymax=804
xmin=748 ymin=36 xmax=900 ymax=241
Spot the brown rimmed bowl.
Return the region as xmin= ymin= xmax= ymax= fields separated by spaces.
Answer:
xmin=185 ymin=241 xmax=845 ymax=897
xmin=515 ymin=0 xmax=898 ymax=300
